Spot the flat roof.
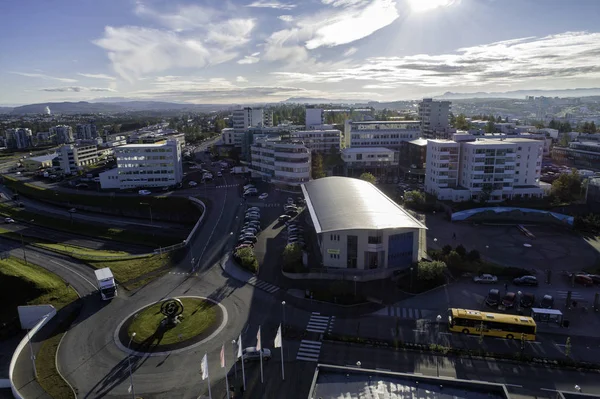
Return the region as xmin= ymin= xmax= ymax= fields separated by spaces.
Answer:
xmin=408 ymin=138 xmax=428 ymax=146
xmin=309 ymin=364 xmax=510 ymax=399
xmin=27 ymin=154 xmax=57 ymax=163
xmin=342 ymin=147 xmax=394 ymax=154
xmin=120 ymin=143 xmax=168 ymax=148
xmin=301 ymin=177 xmax=426 ymax=233
xmin=350 ymin=120 xmax=420 ymax=124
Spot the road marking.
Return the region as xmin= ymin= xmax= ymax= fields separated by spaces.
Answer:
xmin=438 ymin=332 xmax=451 ymax=335
xmin=527 ymin=341 xmax=542 ymax=345
xmin=413 ymin=330 xmax=427 ymax=333
xmin=505 ymin=384 xmax=523 ymax=388
xmin=49 ymin=260 xmax=96 ymax=290
xmin=376 ymin=368 xmax=391 ymax=372
xmin=540 ymin=388 xmax=557 ymax=392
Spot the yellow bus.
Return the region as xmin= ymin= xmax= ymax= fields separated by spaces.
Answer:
xmin=447 ymin=308 xmax=537 ymax=341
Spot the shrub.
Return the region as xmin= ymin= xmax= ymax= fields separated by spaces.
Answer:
xmin=282 ymin=243 xmax=303 ymax=272
xmin=441 ymin=244 xmax=453 ymax=255
xmin=466 ymin=249 xmax=481 ymax=262
xmin=444 ymin=250 xmax=463 ymax=269
xmin=234 ymin=247 xmax=258 ymax=273
xmin=417 ymin=260 xmax=447 ymax=284
xmin=455 ymin=244 xmax=467 ymax=258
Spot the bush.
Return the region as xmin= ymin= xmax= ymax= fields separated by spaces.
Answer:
xmin=282 ymin=243 xmax=303 ymax=272
xmin=444 ymin=250 xmax=463 ymax=269
xmin=455 ymin=244 xmax=467 ymax=258
xmin=441 ymin=244 xmax=453 ymax=255
xmin=417 ymin=260 xmax=447 ymax=284
xmin=575 ymin=213 xmax=600 ymax=234
xmin=234 ymin=247 xmax=258 ymax=273
xmin=467 ymin=249 xmax=481 ymax=262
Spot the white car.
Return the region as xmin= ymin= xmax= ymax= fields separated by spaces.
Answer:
xmin=138 ymin=190 xmax=151 ymax=195
xmin=217 ymin=172 xmax=223 ymax=177
xmin=188 ymin=181 xmax=198 ymax=187
xmin=259 ymin=193 xmax=268 ymax=200
xmin=247 ymin=207 xmax=260 ymax=212
xmin=243 ymin=184 xmax=255 ymax=191
xmin=473 ymin=274 xmax=498 ymax=284
xmin=4 ymin=218 xmax=15 ymax=224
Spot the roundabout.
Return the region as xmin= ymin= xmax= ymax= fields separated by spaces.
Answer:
xmin=115 ymin=296 xmax=228 ymax=356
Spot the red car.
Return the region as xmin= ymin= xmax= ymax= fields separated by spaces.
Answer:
xmin=574 ymin=274 xmax=594 ymax=287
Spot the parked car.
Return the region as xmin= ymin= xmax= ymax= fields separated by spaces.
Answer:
xmin=238 ymin=235 xmax=257 ymax=244
xmin=284 ymin=204 xmax=297 ymax=211
xmin=243 ymin=184 xmax=255 ymax=191
xmin=513 ymin=275 xmax=538 ymax=286
xmin=540 ymin=294 xmax=554 ymax=309
xmin=245 ymin=216 xmax=260 ymax=222
xmin=485 ymin=289 xmax=501 ymax=307
xmin=247 ymin=207 xmax=261 ymax=212
xmin=4 ymin=218 xmax=15 ymax=224
xmin=287 ymin=197 xmax=294 ymax=204
xmin=188 ymin=181 xmax=197 ymax=187
xmin=217 ymin=172 xmax=222 ymax=177
xmin=235 ymin=243 xmax=254 ymax=251
xmin=520 ymin=292 xmax=535 ymax=308
xmin=259 ymin=193 xmax=268 ymax=200
xmin=586 ymin=274 xmax=600 ymax=284
xmin=241 ymin=347 xmax=271 ymax=362
xmin=242 ymin=228 xmax=258 ymax=235
xmin=501 ymin=292 xmax=516 ymax=308
xmin=138 ymin=190 xmax=151 ymax=195
xmin=75 ymin=183 xmax=88 ymax=188
xmin=278 ymin=215 xmax=292 ymax=222
xmin=574 ymin=274 xmax=594 ymax=287
xmin=245 ymin=211 xmax=261 ymax=217
xmin=473 ymin=274 xmax=498 ymax=284
xmin=286 ymin=209 xmax=298 ymax=216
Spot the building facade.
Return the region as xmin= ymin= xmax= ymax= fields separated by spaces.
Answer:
xmin=289 ymin=129 xmax=341 ymax=153
xmin=232 ymin=107 xmax=265 ymax=129
xmin=342 ymin=147 xmax=398 ymax=179
xmin=50 ymin=125 xmax=74 ymax=144
xmin=419 ymin=98 xmax=452 ymax=139
xmin=58 ymin=144 xmax=99 ymax=174
xmin=5 ymin=128 xmax=32 ymax=149
xmin=250 ymin=138 xmax=311 ymax=191
xmin=305 ymin=108 xmax=325 ymax=128
xmin=552 ymin=141 xmax=600 ymax=170
xmin=425 ymin=134 xmax=545 ymax=202
xmin=345 ymin=121 xmax=420 ymax=149
xmin=100 ymin=139 xmax=183 ymax=190
xmin=76 ymin=124 xmax=97 ymax=140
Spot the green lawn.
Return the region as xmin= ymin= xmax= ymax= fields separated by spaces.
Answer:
xmin=36 ymin=333 xmax=75 ymax=399
xmin=88 ymin=253 xmax=174 ymax=286
xmin=127 ymin=298 xmax=218 ymax=345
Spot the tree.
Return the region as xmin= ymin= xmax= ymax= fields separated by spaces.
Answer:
xmin=311 ymin=152 xmax=326 ymax=179
xmin=214 ymin=118 xmax=227 ymax=133
xmin=496 ymin=115 xmax=503 ymax=123
xmin=551 ymin=169 xmax=582 ymax=203
xmin=484 ymin=120 xmax=496 ymax=133
xmin=359 ymin=172 xmax=376 ymax=184
xmin=478 ymin=184 xmax=493 ymax=204
xmin=417 ymin=260 xmax=447 ymax=284
xmin=558 ymin=133 xmax=571 ymax=147
xmin=282 ymin=243 xmax=303 ymax=272
xmin=454 ymin=114 xmax=469 ymax=130
xmin=455 ymin=244 xmax=467 ymax=258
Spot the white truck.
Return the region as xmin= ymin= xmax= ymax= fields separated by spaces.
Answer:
xmin=231 ymin=166 xmax=249 ymax=174
xmin=94 ymin=268 xmax=117 ymax=300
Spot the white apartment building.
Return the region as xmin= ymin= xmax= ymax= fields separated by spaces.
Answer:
xmin=50 ymin=125 xmax=74 ymax=144
xmin=289 ymin=129 xmax=341 ymax=153
xmin=58 ymin=144 xmax=98 ymax=174
xmin=76 ymin=124 xmax=97 ymax=140
xmin=419 ymin=98 xmax=452 ymax=139
xmin=306 ymin=108 xmax=325 ymax=128
xmin=250 ymin=138 xmax=311 ymax=191
xmin=342 ymin=147 xmax=399 ymax=178
xmin=425 ymin=134 xmax=545 ymax=202
xmin=232 ymin=107 xmax=265 ymax=129
xmin=5 ymin=128 xmax=32 ymax=149
xmin=345 ymin=121 xmax=420 ymax=149
xmin=100 ymin=139 xmax=183 ymax=190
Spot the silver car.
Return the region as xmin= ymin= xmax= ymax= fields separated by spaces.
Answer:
xmin=241 ymin=347 xmax=271 ymax=362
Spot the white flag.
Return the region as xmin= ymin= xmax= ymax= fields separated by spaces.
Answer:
xmin=274 ymin=324 xmax=282 ymax=348
xmin=256 ymin=326 xmax=262 ymax=351
xmin=201 ymin=353 xmax=209 ymax=380
xmin=128 ymin=385 xmax=132 ymax=393
xmin=220 ymin=343 xmax=225 ymax=368
xmin=237 ymin=334 xmax=243 ymax=358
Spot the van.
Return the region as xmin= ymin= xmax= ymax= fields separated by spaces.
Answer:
xmin=485 ymin=289 xmax=500 ymax=307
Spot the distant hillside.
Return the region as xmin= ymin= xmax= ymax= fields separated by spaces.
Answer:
xmin=0 ymin=107 xmax=13 ymax=114
xmin=435 ymin=88 xmax=600 ymax=100
xmin=283 ymin=97 xmax=370 ymax=104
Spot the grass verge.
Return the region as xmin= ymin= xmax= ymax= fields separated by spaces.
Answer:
xmin=88 ymin=253 xmax=174 ymax=287
xmin=127 ymin=298 xmax=217 ymax=345
xmin=0 ymin=202 xmax=184 ymax=248
xmin=36 ymin=331 xmax=75 ymax=399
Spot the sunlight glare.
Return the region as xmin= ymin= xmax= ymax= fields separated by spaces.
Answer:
xmin=407 ymin=0 xmax=454 ymax=13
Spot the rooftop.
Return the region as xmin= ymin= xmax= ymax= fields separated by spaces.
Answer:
xmin=309 ymin=365 xmax=509 ymax=399
xmin=342 ymin=147 xmax=394 ymax=154
xmin=408 ymin=138 xmax=428 ymax=146
xmin=350 ymin=120 xmax=420 ymax=125
xmin=301 ymin=177 xmax=426 ymax=233
xmin=27 ymin=154 xmax=57 ymax=163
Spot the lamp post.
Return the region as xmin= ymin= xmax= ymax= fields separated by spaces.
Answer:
xmin=436 ymin=314 xmax=442 ymax=377
xmin=410 ymin=267 xmax=414 ymax=292
xmin=281 ymin=301 xmax=286 ymax=330
xmin=128 ymin=332 xmax=136 ymax=399
xmin=139 ymin=202 xmax=153 ymax=225
xmin=353 ymin=276 xmax=357 ymax=298
xmin=232 ymin=339 xmax=238 ymax=383
xmin=517 ymin=291 xmax=522 ymax=313
xmin=356 ymin=361 xmax=361 ymax=368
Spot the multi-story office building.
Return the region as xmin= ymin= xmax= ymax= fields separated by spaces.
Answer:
xmin=264 ymin=110 xmax=274 ymax=127
xmin=100 ymin=139 xmax=183 ymax=190
xmin=289 ymin=129 xmax=341 ymax=153
xmin=58 ymin=144 xmax=99 ymax=174
xmin=425 ymin=134 xmax=545 ymax=202
xmin=232 ymin=107 xmax=265 ymax=129
xmin=50 ymin=125 xmax=74 ymax=144
xmin=552 ymin=141 xmax=600 ymax=170
xmin=76 ymin=123 xmax=97 ymax=140
xmin=400 ymin=138 xmax=428 ymax=181
xmin=250 ymin=137 xmax=311 ymax=192
xmin=419 ymin=98 xmax=452 ymax=139
xmin=5 ymin=128 xmax=32 ymax=149
xmin=306 ymin=108 xmax=325 ymax=128
xmin=345 ymin=121 xmax=420 ymax=149
xmin=342 ymin=147 xmax=398 ymax=179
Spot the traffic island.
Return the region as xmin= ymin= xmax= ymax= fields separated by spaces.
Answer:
xmin=116 ymin=296 xmax=226 ymax=355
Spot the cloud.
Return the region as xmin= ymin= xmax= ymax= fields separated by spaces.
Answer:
xmin=238 ymin=55 xmax=260 ymax=64
xmin=94 ymin=26 xmax=235 ymax=82
xmin=343 ymin=47 xmax=357 ymax=57
xmin=11 ymin=72 xmax=78 ymax=83
xmin=278 ymin=15 xmax=294 ymax=22
xmin=236 ymin=76 xmax=248 ymax=82
xmin=134 ymin=2 xmax=218 ymax=31
xmin=206 ymin=19 xmax=255 ymax=49
xmin=272 ymin=31 xmax=600 ymax=90
xmin=77 ymin=73 xmax=116 ymax=80
xmin=40 ymin=86 xmax=116 ymax=92
xmin=245 ymin=1 xmax=296 ymax=10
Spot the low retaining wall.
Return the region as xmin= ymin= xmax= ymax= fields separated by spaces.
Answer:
xmin=282 ymin=268 xmax=395 ymax=282
xmin=8 ymin=309 xmax=57 ymax=399
xmin=154 ymin=197 xmax=206 ymax=253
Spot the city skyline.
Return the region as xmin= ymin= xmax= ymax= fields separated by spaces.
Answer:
xmin=2 ymin=0 xmax=600 ymax=105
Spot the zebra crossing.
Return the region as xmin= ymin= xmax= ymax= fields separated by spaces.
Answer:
xmin=215 ymin=184 xmax=239 ymax=189
xmin=372 ymin=306 xmax=433 ymax=319
xmin=245 ymin=202 xmax=281 ymax=208
xmin=556 ymin=290 xmax=585 ymax=300
xmin=306 ymin=312 xmax=330 ymax=333
xmin=246 ymin=275 xmax=279 ymax=294
xmin=296 ymin=340 xmax=322 ymax=362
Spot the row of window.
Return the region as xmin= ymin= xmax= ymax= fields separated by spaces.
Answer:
xmin=119 ymin=163 xmax=175 ymax=168
xmin=330 ymin=234 xmax=340 ymax=241
xmin=117 ymin=155 xmax=174 ymax=161
xmin=329 ymin=253 xmax=341 ymax=259
xmin=118 ymin=170 xmax=176 ymax=175
xmin=117 ymin=148 xmax=173 ymax=154
xmin=388 ymin=251 xmax=412 ymax=259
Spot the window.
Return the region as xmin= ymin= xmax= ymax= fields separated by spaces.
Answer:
xmin=368 ymin=235 xmax=382 ymax=244
xmin=330 ymin=234 xmax=340 ymax=241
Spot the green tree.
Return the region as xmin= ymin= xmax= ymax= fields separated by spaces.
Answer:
xmin=484 ymin=119 xmax=496 ymax=133
xmin=558 ymin=133 xmax=571 ymax=147
xmin=444 ymin=250 xmax=463 ymax=269
xmin=417 ymin=260 xmax=447 ymax=284
xmin=311 ymin=152 xmax=326 ymax=179
xmin=282 ymin=243 xmax=303 ymax=272
xmin=478 ymin=184 xmax=493 ymax=204
xmin=403 ymin=190 xmax=426 ymax=210
xmin=454 ymin=114 xmax=470 ymax=130
xmin=359 ymin=172 xmax=376 ymax=184
xmin=214 ymin=118 xmax=226 ymax=133
xmin=551 ymin=169 xmax=582 ymax=202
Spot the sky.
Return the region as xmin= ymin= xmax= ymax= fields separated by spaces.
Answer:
xmin=2 ymin=0 xmax=600 ymax=106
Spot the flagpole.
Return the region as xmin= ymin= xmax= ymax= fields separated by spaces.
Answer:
xmin=207 ymin=372 xmax=212 ymax=399
xmin=280 ymin=338 xmax=285 ymax=381
xmin=225 ymin=367 xmax=230 ymax=399
xmin=240 ymin=337 xmax=246 ymax=392
xmin=259 ymin=350 xmax=264 ymax=384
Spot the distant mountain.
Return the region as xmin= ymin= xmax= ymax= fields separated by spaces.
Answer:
xmin=435 ymin=88 xmax=600 ymax=100
xmin=283 ymin=97 xmax=370 ymax=104
xmin=0 ymin=107 xmax=13 ymax=114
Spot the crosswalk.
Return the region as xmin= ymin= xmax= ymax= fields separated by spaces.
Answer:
xmin=215 ymin=184 xmax=239 ymax=189
xmin=306 ymin=312 xmax=330 ymax=333
xmin=372 ymin=306 xmax=433 ymax=319
xmin=246 ymin=275 xmax=279 ymax=294
xmin=245 ymin=202 xmax=282 ymax=208
xmin=296 ymin=340 xmax=322 ymax=362
xmin=556 ymin=290 xmax=585 ymax=300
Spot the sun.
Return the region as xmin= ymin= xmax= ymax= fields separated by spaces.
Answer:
xmin=406 ymin=0 xmax=455 ymax=13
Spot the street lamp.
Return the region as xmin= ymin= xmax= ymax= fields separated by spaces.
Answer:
xmin=128 ymin=332 xmax=136 ymax=399
xmin=410 ymin=267 xmax=414 ymax=292
xmin=356 ymin=361 xmax=361 ymax=368
xmin=232 ymin=339 xmax=238 ymax=383
xmin=353 ymin=276 xmax=357 ymax=298
xmin=281 ymin=301 xmax=286 ymax=329
xmin=436 ymin=314 xmax=442 ymax=377
xmin=139 ymin=202 xmax=153 ymax=225
xmin=517 ymin=291 xmax=522 ymax=313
